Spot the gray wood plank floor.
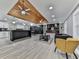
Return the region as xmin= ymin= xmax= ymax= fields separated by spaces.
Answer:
xmin=0 ymin=35 xmax=78 ymax=59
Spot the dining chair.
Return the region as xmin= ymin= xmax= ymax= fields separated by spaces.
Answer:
xmin=55 ymin=38 xmax=79 ymax=59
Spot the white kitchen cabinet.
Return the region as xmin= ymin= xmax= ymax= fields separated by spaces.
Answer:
xmin=0 ymin=22 xmax=9 ymax=28
xmin=0 ymin=31 xmax=10 ymax=39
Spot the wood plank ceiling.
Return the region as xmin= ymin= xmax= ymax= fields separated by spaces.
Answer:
xmin=8 ymin=0 xmax=48 ymax=24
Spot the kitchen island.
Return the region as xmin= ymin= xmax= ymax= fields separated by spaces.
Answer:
xmin=10 ymin=30 xmax=31 ymax=41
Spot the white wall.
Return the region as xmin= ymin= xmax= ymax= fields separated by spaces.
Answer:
xmin=8 ymin=22 xmax=16 ymax=30
xmin=15 ymin=24 xmax=30 ymax=30
xmin=24 ymin=25 xmax=30 ymax=30
xmin=16 ymin=24 xmax=24 ymax=29
xmin=73 ymin=7 xmax=79 ymax=38
xmin=43 ymin=25 xmax=47 ymax=34
xmin=64 ymin=15 xmax=73 ymax=36
xmin=64 ymin=21 xmax=67 ymax=34
xmin=73 ymin=13 xmax=79 ymax=56
xmin=0 ymin=21 xmax=30 ymax=30
xmin=59 ymin=23 xmax=64 ymax=34
xmin=64 ymin=6 xmax=79 ymax=55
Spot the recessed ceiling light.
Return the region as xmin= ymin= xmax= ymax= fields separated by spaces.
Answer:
xmin=51 ymin=15 xmax=55 ymax=18
xmin=40 ymin=19 xmax=43 ymax=23
xmin=49 ymin=6 xmax=53 ymax=10
xmin=40 ymin=21 xmax=42 ymax=23
xmin=12 ymin=21 xmax=16 ymax=24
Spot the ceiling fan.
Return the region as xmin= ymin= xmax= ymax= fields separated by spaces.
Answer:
xmin=17 ymin=0 xmax=31 ymax=15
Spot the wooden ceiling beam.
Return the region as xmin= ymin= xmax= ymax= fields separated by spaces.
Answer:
xmin=8 ymin=0 xmax=48 ymax=24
